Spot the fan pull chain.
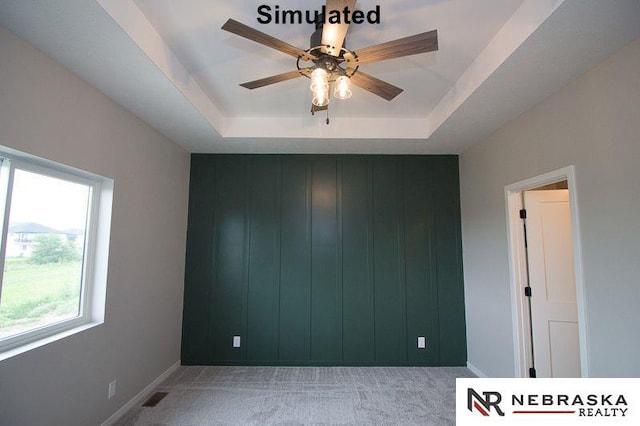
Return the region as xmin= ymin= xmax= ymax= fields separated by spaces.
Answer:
xmin=326 ymin=108 xmax=330 ymax=125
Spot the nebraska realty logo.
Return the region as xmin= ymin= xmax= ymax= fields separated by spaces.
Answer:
xmin=456 ymin=378 xmax=640 ymax=425
xmin=468 ymin=388 xmax=505 ymax=416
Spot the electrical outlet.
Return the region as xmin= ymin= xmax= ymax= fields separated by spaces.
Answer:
xmin=108 ymin=380 xmax=117 ymax=399
xmin=233 ymin=335 xmax=241 ymax=348
xmin=417 ymin=336 xmax=426 ymax=349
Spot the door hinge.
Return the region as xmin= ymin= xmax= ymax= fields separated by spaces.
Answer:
xmin=529 ymin=367 xmax=537 ymax=378
xmin=524 ymin=286 xmax=532 ymax=297
xmin=519 ymin=209 xmax=527 ymax=219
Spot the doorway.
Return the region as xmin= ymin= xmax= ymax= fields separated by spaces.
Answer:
xmin=505 ymin=166 xmax=588 ymax=378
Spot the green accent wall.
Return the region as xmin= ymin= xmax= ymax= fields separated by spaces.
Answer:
xmin=182 ymin=155 xmax=466 ymax=366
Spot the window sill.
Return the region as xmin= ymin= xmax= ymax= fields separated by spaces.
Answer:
xmin=0 ymin=320 xmax=103 ymax=362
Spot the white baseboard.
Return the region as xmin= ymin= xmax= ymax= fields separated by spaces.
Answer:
xmin=101 ymin=360 xmax=181 ymax=426
xmin=466 ymin=361 xmax=488 ymax=378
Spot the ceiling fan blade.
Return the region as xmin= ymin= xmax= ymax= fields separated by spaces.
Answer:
xmin=240 ymin=70 xmax=310 ymax=89
xmin=222 ymin=19 xmax=314 ymax=61
xmin=321 ymin=0 xmax=357 ymax=57
xmin=350 ymin=71 xmax=403 ymax=101
xmin=345 ymin=30 xmax=438 ymax=66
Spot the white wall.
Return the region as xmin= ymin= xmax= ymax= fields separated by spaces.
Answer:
xmin=460 ymin=37 xmax=640 ymax=378
xmin=0 ymin=25 xmax=190 ymax=425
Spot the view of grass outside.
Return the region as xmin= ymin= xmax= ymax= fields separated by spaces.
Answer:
xmin=0 ymin=257 xmax=83 ymax=339
xmin=0 ymin=167 xmax=90 ymax=341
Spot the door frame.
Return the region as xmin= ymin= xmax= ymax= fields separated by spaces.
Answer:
xmin=504 ymin=165 xmax=589 ymax=377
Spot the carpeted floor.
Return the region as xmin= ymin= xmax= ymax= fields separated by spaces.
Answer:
xmin=115 ymin=366 xmax=475 ymax=425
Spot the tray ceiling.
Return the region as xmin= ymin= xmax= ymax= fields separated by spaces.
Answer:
xmin=1 ymin=0 xmax=639 ymax=153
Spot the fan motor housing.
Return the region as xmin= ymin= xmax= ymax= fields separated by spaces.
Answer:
xmin=310 ymin=25 xmax=323 ymax=49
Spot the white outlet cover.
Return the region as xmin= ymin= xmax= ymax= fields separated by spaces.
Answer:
xmin=233 ymin=336 xmax=241 ymax=348
xmin=417 ymin=337 xmax=426 ymax=349
xmin=108 ymin=380 xmax=117 ymax=399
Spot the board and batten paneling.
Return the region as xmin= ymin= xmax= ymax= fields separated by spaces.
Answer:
xmin=182 ymin=155 xmax=466 ymax=366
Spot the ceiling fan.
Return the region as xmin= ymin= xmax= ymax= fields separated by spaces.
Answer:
xmin=221 ymin=0 xmax=438 ymax=119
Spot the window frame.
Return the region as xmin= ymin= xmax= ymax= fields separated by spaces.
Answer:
xmin=0 ymin=150 xmax=107 ymax=356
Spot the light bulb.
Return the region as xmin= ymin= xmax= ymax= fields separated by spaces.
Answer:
xmin=312 ymin=84 xmax=329 ymax=107
xmin=310 ymin=68 xmax=330 ymax=107
xmin=310 ymin=68 xmax=328 ymax=92
xmin=333 ymin=75 xmax=352 ymax=100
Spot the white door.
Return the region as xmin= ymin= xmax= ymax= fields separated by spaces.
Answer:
xmin=524 ymin=189 xmax=581 ymax=378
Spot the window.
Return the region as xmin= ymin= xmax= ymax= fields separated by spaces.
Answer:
xmin=0 ymin=148 xmax=111 ymax=357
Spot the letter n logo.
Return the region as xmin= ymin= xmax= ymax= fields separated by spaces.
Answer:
xmin=467 ymin=388 xmax=505 ymax=416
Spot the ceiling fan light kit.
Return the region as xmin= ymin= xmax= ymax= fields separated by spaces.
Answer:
xmin=310 ymin=68 xmax=329 ymax=92
xmin=221 ymin=0 xmax=439 ymax=122
xmin=310 ymin=68 xmax=330 ymax=107
xmin=334 ymin=76 xmax=352 ymax=100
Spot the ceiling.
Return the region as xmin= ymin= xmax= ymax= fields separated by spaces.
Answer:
xmin=1 ymin=0 xmax=639 ymax=153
